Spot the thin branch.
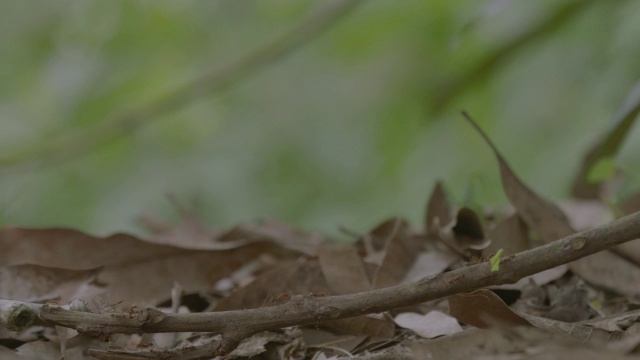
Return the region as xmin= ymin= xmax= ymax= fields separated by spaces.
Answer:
xmin=3 ymin=210 xmax=640 ymax=355
xmin=428 ymin=0 xmax=604 ymax=115
xmin=0 ymin=0 xmax=366 ymax=168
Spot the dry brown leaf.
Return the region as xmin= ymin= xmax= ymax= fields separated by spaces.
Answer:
xmin=0 ymin=228 xmax=181 ymax=270
xmin=220 ymin=220 xmax=320 ymax=256
xmin=559 ymin=199 xmax=613 ymax=231
xmin=518 ymin=311 xmax=622 ymax=344
xmin=620 ymin=192 xmax=640 ymax=215
xmin=141 ymin=214 xmax=319 ymax=255
xmin=320 ymin=315 xmax=395 ymax=339
xmin=214 ymin=258 xmax=395 ymax=338
xmin=402 ymin=250 xmax=459 ymax=283
xmin=568 ymin=251 xmax=640 ymax=296
xmin=15 ymin=341 xmax=60 ymax=360
xmin=0 ymin=227 xmax=300 ymax=306
xmin=318 ymin=244 xmax=370 ymax=294
xmin=463 ymin=112 xmax=574 ymax=243
xmin=581 ymin=308 xmax=640 ymax=332
xmin=0 ymin=265 xmax=102 ymax=303
xmin=486 ymin=214 xmax=530 ymax=262
xmin=301 ymin=329 xmax=366 ymax=353
xmin=104 ymin=242 xmax=299 ymax=306
xmin=425 ymin=181 xmax=452 ymax=237
xmin=370 ymin=218 xmax=422 ymax=289
xmin=463 ymin=112 xmax=640 ymax=295
xmin=512 ymin=278 xmax=591 ymax=322
xmin=451 ymin=208 xmax=486 ymax=249
xmin=613 ymin=241 xmax=640 ymax=267
xmin=214 ymin=259 xmax=328 ymax=311
xmin=612 ymin=193 xmax=640 ymax=266
xmin=448 ymin=289 xmax=531 ymax=328
xmin=410 ymin=326 xmax=583 ymax=360
xmin=497 ymin=265 xmax=568 ymax=291
xmin=0 ymin=345 xmax=27 ymax=360
xmin=412 ymin=324 xmax=637 ymax=359
xmin=226 ymin=329 xmax=302 ymax=360
xmin=448 ymin=207 xmax=490 ymax=258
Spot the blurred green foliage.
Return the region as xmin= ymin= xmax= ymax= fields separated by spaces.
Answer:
xmin=1 ymin=0 xmax=640 ymax=236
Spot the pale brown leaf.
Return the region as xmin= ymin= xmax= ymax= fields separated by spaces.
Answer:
xmin=0 ymin=265 xmax=102 ymax=303
xmin=318 ymin=244 xmax=370 ymax=294
xmin=425 ymin=181 xmax=452 ymax=237
xmin=370 ymin=218 xmax=421 ymax=289
xmin=448 ymin=289 xmax=531 ymax=328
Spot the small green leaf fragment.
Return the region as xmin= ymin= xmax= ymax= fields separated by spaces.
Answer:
xmin=586 ymin=157 xmax=617 ymax=184
xmin=490 ymin=248 xmax=504 ymax=272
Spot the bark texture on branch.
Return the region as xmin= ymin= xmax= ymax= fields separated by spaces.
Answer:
xmin=2 ymin=211 xmax=640 ymax=353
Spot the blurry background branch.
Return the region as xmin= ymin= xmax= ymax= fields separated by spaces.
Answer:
xmin=0 ymin=0 xmax=365 ymax=168
xmin=427 ymin=0 xmax=602 ymax=115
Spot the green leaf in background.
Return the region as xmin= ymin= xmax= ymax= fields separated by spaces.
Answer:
xmin=586 ymin=157 xmax=617 ymax=185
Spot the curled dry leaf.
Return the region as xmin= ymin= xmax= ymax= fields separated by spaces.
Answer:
xmin=452 ymin=208 xmax=487 ymax=251
xmin=486 ymin=213 xmax=529 ymax=255
xmin=435 ymin=207 xmax=488 ymax=260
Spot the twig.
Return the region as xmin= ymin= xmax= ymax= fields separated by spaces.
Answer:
xmin=0 ymin=0 xmax=366 ymax=168
xmin=428 ymin=0 xmax=602 ymax=115
xmin=2 ymin=210 xmax=640 ymax=355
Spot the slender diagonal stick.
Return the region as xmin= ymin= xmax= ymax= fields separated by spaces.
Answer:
xmin=3 ymin=210 xmax=640 ymax=355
